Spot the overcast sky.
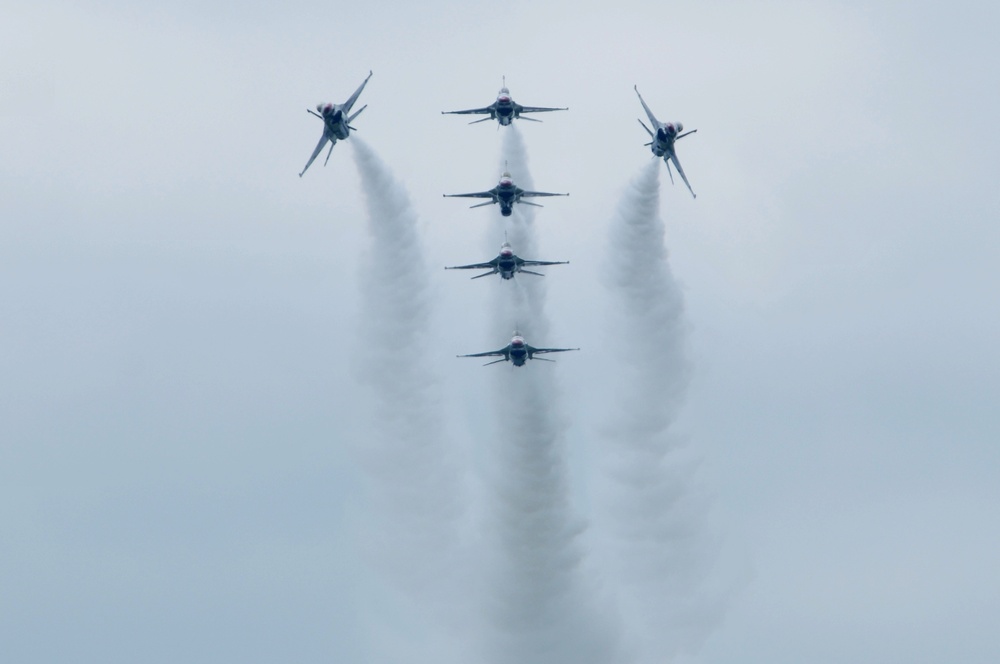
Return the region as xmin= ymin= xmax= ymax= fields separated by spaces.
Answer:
xmin=2 ymin=1 xmax=999 ymax=663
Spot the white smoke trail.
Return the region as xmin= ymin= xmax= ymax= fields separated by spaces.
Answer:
xmin=476 ymin=127 xmax=618 ymax=664
xmin=349 ymin=137 xmax=472 ymax=661
xmin=599 ymin=160 xmax=722 ymax=662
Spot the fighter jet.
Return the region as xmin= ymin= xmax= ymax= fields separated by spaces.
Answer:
xmin=634 ymin=85 xmax=698 ymax=198
xmin=442 ymin=77 xmax=567 ymax=126
xmin=459 ymin=331 xmax=579 ymax=367
xmin=444 ymin=168 xmax=567 ymax=217
xmin=298 ymin=71 xmax=372 ymax=177
xmin=446 ymin=238 xmax=568 ymax=280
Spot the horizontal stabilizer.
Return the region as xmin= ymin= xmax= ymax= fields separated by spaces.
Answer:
xmin=469 ymin=116 xmax=493 ymax=125
xmin=519 ymin=269 xmax=545 ymax=277
xmin=471 ymin=270 xmax=495 ymax=280
xmin=347 ymin=104 xmax=367 ymax=124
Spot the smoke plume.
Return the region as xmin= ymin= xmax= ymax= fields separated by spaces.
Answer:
xmin=476 ymin=127 xmax=618 ymax=664
xmin=350 ymin=137 xmax=472 ymax=660
xmin=599 ymin=160 xmax=721 ymax=662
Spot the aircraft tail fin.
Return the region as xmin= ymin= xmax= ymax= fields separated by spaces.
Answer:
xmin=324 ymin=141 xmax=336 ymax=166
xmin=665 ymin=158 xmax=675 ymax=185
xmin=638 ymin=118 xmax=654 ymax=137
xmin=518 ymin=115 xmax=542 ymax=122
xmin=520 ymin=200 xmax=543 ymax=208
xmin=469 ymin=116 xmax=493 ymax=125
xmin=519 ymin=269 xmax=545 ymax=277
xmin=483 ymin=358 xmax=507 ymax=366
xmin=533 ymin=356 xmax=556 ymax=362
xmin=471 ymin=270 xmax=495 ymax=280
xmin=469 ymin=201 xmax=495 ymax=209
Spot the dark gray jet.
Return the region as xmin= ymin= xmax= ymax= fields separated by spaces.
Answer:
xmin=299 ymin=71 xmax=372 ymax=177
xmin=446 ymin=239 xmax=568 ymax=280
xmin=442 ymin=77 xmax=567 ymax=126
xmin=459 ymin=331 xmax=579 ymax=367
xmin=444 ymin=169 xmax=567 ymax=217
xmin=635 ymin=85 xmax=698 ymax=198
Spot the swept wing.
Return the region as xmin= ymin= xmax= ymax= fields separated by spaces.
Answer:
xmin=520 ymin=190 xmax=568 ymax=198
xmin=518 ymin=104 xmax=568 ymax=114
xmin=634 ymin=85 xmax=660 ymax=127
xmin=668 ymin=152 xmax=697 ymax=199
xmin=342 ymin=71 xmax=373 ymax=115
xmin=299 ymin=135 xmax=332 ymax=178
xmin=442 ymin=105 xmax=494 ymax=116
xmin=443 ymin=189 xmax=497 ymax=199
xmin=445 ymin=258 xmax=499 ymax=271
xmin=519 ymin=258 xmax=569 ymax=267
xmin=527 ymin=345 xmax=579 ymax=356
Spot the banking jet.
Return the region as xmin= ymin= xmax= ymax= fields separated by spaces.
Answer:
xmin=459 ymin=331 xmax=579 ymax=367
xmin=299 ymin=71 xmax=373 ymax=177
xmin=444 ymin=169 xmax=567 ymax=217
xmin=446 ymin=239 xmax=568 ymax=280
xmin=442 ymin=77 xmax=567 ymax=126
xmin=634 ymin=85 xmax=698 ymax=198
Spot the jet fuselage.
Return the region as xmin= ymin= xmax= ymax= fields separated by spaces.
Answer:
xmin=509 ymin=337 xmax=528 ymax=365
xmin=496 ymin=177 xmax=517 ymax=215
xmin=497 ymin=246 xmax=517 ymax=279
xmin=319 ymin=105 xmax=351 ymax=141
xmin=493 ymin=89 xmax=516 ymax=125
xmin=650 ymin=122 xmax=682 ymax=158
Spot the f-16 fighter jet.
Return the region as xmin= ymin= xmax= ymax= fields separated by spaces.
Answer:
xmin=442 ymin=77 xmax=567 ymax=126
xmin=458 ymin=331 xmax=579 ymax=367
xmin=298 ymin=71 xmax=372 ymax=177
xmin=634 ymin=85 xmax=698 ymax=198
xmin=444 ymin=169 xmax=567 ymax=217
xmin=446 ymin=239 xmax=568 ymax=280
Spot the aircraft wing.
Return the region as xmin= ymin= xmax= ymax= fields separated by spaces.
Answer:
xmin=527 ymin=345 xmax=579 ymax=356
xmin=458 ymin=345 xmax=510 ymax=358
xmin=634 ymin=85 xmax=660 ymax=127
xmin=343 ymin=71 xmax=373 ymax=115
xmin=299 ymin=133 xmax=331 ymax=177
xmin=443 ymin=190 xmax=496 ymax=199
xmin=445 ymin=257 xmax=500 ymax=271
xmin=519 ymin=259 xmax=569 ymax=267
xmin=517 ymin=105 xmax=568 ymax=114
xmin=520 ymin=190 xmax=568 ymax=198
xmin=668 ymin=152 xmax=697 ymax=199
xmin=442 ymin=104 xmax=495 ymax=116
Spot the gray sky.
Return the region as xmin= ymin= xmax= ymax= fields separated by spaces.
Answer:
xmin=2 ymin=1 xmax=999 ymax=663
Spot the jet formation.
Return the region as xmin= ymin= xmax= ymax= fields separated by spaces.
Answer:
xmin=300 ymin=74 xmax=699 ymax=366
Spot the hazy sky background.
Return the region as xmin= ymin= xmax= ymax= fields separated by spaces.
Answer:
xmin=2 ymin=1 xmax=999 ymax=663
